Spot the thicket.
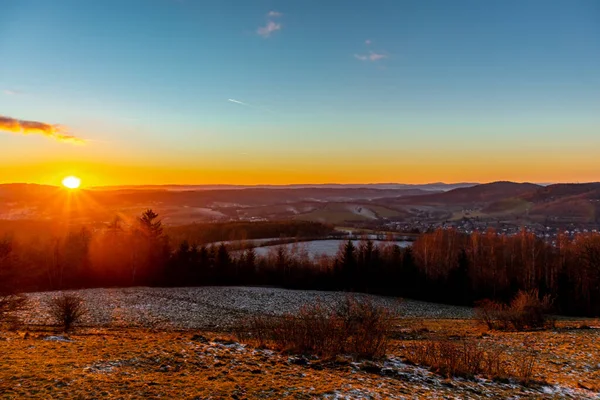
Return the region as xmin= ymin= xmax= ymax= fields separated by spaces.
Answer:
xmin=236 ymin=296 xmax=395 ymax=359
xmin=475 ymin=290 xmax=555 ymax=331
xmin=405 ymin=338 xmax=539 ymax=384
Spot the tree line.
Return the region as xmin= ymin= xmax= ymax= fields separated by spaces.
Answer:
xmin=1 ymin=210 xmax=599 ymax=316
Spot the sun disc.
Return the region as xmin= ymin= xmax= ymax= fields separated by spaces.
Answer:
xmin=62 ymin=176 xmax=81 ymax=189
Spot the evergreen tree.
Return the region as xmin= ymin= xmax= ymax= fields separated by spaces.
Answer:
xmin=338 ymin=240 xmax=357 ymax=291
xmin=215 ymin=244 xmax=231 ymax=284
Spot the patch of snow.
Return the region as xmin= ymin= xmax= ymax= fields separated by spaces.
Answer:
xmin=347 ymin=205 xmax=378 ymax=220
xmin=43 ymin=336 xmax=73 ymax=342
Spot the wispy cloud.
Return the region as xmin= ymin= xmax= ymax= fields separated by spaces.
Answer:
xmin=0 ymin=115 xmax=84 ymax=144
xmin=2 ymin=89 xmax=22 ymax=96
xmin=228 ymin=98 xmax=251 ymax=106
xmin=369 ymin=52 xmax=387 ymax=61
xmin=257 ymin=21 xmax=281 ymax=38
xmin=354 ymin=52 xmax=388 ymax=62
xmin=257 ymin=11 xmax=283 ymax=38
xmin=365 ymin=39 xmax=371 ymax=45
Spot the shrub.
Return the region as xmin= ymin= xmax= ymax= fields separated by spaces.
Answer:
xmin=335 ymin=296 xmax=394 ymax=358
xmin=406 ymin=338 xmax=539 ymax=382
xmin=47 ymin=293 xmax=87 ymax=331
xmin=237 ymin=296 xmax=396 ymax=359
xmin=507 ymin=290 xmax=554 ymax=331
xmin=475 ymin=290 xmax=553 ymax=331
xmin=406 ymin=340 xmax=506 ymax=379
xmin=474 ymin=299 xmax=510 ymax=330
xmin=515 ymin=350 xmax=537 ymax=384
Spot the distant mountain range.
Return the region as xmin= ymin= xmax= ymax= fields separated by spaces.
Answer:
xmin=89 ymin=183 xmax=479 ymax=192
xmin=379 ymin=181 xmax=600 ymax=224
xmin=396 ymin=181 xmax=542 ymax=204
xmin=1 ymin=181 xmax=599 ymax=225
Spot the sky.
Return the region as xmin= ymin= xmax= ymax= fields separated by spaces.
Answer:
xmin=1 ymin=0 xmax=599 ymax=187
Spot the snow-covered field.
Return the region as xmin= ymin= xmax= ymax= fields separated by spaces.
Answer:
xmin=252 ymin=239 xmax=411 ymax=258
xmin=20 ymin=286 xmax=472 ymax=329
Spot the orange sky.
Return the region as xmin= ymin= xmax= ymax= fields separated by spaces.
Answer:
xmin=2 ymin=1 xmax=599 ymax=187
xmin=2 ymin=148 xmax=599 ymax=187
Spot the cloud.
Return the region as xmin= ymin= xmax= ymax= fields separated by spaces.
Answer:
xmin=369 ymin=52 xmax=387 ymax=61
xmin=0 ymin=115 xmax=84 ymax=144
xmin=2 ymin=89 xmax=21 ymax=96
xmin=365 ymin=39 xmax=371 ymax=45
xmin=267 ymin=11 xmax=282 ymax=17
xmin=228 ymin=98 xmax=250 ymax=106
xmin=257 ymin=20 xmax=281 ymax=37
xmin=354 ymin=52 xmax=388 ymax=62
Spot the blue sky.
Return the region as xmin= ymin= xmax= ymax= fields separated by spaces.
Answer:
xmin=1 ymin=0 xmax=599 ymax=185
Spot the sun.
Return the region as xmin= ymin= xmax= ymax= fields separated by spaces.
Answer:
xmin=62 ymin=176 xmax=81 ymax=189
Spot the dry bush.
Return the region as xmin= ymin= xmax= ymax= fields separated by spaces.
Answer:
xmin=475 ymin=290 xmax=554 ymax=331
xmin=237 ymin=296 xmax=395 ymax=359
xmin=406 ymin=338 xmax=540 ymax=383
xmin=335 ymin=296 xmax=394 ymax=358
xmin=507 ymin=290 xmax=554 ymax=331
xmin=47 ymin=293 xmax=87 ymax=331
xmin=513 ymin=337 xmax=539 ymax=385
xmin=474 ymin=299 xmax=510 ymax=330
xmin=406 ymin=340 xmax=506 ymax=378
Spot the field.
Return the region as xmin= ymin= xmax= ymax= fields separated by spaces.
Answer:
xmin=295 ymin=203 xmax=405 ymax=224
xmin=20 ymin=287 xmax=470 ymax=330
xmin=2 ymin=287 xmax=600 ymax=399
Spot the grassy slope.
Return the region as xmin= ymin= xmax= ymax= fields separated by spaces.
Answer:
xmin=295 ymin=203 xmax=404 ymax=224
xmin=1 ymin=320 xmax=598 ymax=398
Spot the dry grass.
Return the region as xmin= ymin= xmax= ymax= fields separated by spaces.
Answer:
xmin=405 ymin=339 xmax=506 ymax=379
xmin=237 ymin=296 xmax=395 ymax=359
xmin=0 ymin=327 xmax=496 ymax=399
xmin=0 ymin=320 xmax=599 ymax=398
xmin=405 ymin=338 xmax=542 ymax=384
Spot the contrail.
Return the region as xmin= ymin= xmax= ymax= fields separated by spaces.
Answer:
xmin=228 ymin=98 xmax=251 ymax=106
xmin=227 ymin=99 xmax=274 ymax=113
xmin=0 ymin=115 xmax=84 ymax=144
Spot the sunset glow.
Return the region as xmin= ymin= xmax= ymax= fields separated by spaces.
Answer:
xmin=62 ymin=176 xmax=81 ymax=189
xmin=1 ymin=3 xmax=600 ymax=397
xmin=0 ymin=1 xmax=598 ymax=186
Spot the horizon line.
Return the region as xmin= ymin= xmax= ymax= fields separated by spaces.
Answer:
xmin=3 ymin=180 xmax=600 ymax=189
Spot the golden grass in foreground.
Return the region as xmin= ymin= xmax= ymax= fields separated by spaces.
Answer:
xmin=0 ymin=320 xmax=598 ymax=399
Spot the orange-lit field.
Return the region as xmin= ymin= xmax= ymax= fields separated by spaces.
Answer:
xmin=1 ymin=320 xmax=599 ymax=399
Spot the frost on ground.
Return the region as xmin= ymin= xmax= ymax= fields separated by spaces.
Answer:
xmin=20 ymin=286 xmax=472 ymax=329
xmin=42 ymin=335 xmax=72 ymax=343
xmin=4 ymin=286 xmax=600 ymax=398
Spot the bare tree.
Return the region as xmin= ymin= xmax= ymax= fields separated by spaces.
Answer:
xmin=47 ymin=293 xmax=87 ymax=331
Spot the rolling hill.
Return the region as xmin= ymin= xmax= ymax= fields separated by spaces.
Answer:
xmin=396 ymin=181 xmax=542 ymax=205
xmin=2 ymin=182 xmax=600 ymax=225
